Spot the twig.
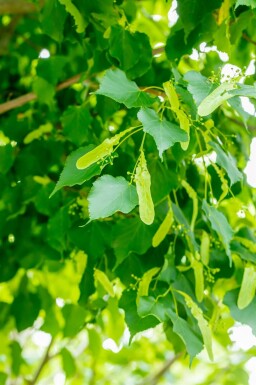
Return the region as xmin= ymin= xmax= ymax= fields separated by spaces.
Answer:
xmin=242 ymin=33 xmax=256 ymax=46
xmin=27 ymin=337 xmax=54 ymax=385
xmin=138 ymin=352 xmax=184 ymax=385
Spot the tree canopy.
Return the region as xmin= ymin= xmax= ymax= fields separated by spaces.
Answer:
xmin=0 ymin=0 xmax=256 ymax=384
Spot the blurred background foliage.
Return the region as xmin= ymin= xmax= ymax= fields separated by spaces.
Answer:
xmin=0 ymin=0 xmax=256 ymax=384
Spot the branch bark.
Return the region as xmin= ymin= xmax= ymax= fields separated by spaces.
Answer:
xmin=0 ymin=0 xmax=38 ymax=14
xmin=138 ymin=352 xmax=183 ymax=385
xmin=0 ymin=74 xmax=85 ymax=115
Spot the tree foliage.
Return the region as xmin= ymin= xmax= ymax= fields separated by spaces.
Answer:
xmin=0 ymin=0 xmax=256 ymax=383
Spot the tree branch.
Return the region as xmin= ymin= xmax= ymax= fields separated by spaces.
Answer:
xmin=0 ymin=74 xmax=86 ymax=115
xmin=27 ymin=337 xmax=54 ymax=385
xmin=242 ymin=33 xmax=256 ymax=46
xmin=138 ymin=352 xmax=183 ymax=385
xmin=0 ymin=0 xmax=38 ymax=14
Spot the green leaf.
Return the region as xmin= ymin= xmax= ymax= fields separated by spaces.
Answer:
xmin=95 ymin=69 xmax=156 ymax=108
xmin=119 ymin=290 xmax=159 ymax=339
xmin=167 ymin=310 xmax=203 ymax=363
xmin=11 ymin=292 xmax=41 ymax=332
xmin=61 ymin=106 xmax=91 ymax=146
xmin=109 ymin=25 xmax=152 ymax=78
xmin=37 ymin=56 xmax=66 ymax=85
xmin=0 ymin=372 xmax=7 ymax=385
xmin=62 ymin=304 xmax=86 ymax=337
xmin=176 ymin=0 xmax=222 ymax=36
xmin=224 ymin=289 xmax=256 ymax=336
xmin=235 ymin=0 xmax=256 ymax=8
xmin=58 ymin=0 xmax=87 ymax=33
xmin=209 ymin=141 xmax=243 ymax=186
xmin=50 ymin=146 xmax=101 ymax=197
xmin=184 ymin=71 xmax=215 ymax=106
xmin=202 ymin=200 xmax=233 ymax=265
xmin=40 ymin=0 xmax=67 ymax=42
xmin=0 ymin=144 xmax=15 ymax=174
xmin=112 ymin=217 xmax=156 ymax=267
xmin=10 ymin=341 xmax=22 ymax=376
xmin=137 ymin=108 xmax=188 ymax=158
xmin=183 ymin=294 xmax=213 ymax=360
xmin=32 ymin=77 xmax=55 ymax=105
xmin=61 ymin=348 xmax=76 ymax=378
xmin=88 ymin=175 xmax=138 ymax=220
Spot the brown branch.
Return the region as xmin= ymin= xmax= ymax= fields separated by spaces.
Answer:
xmin=0 ymin=0 xmax=38 ymax=14
xmin=27 ymin=337 xmax=54 ymax=385
xmin=242 ymin=33 xmax=256 ymax=46
xmin=0 ymin=74 xmax=87 ymax=115
xmin=138 ymin=352 xmax=184 ymax=385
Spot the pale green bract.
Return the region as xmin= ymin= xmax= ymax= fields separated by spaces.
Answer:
xmin=198 ymin=83 xmax=237 ymax=116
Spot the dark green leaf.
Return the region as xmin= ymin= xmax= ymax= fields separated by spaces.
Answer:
xmin=202 ymin=200 xmax=233 ymax=265
xmin=61 ymin=106 xmax=91 ymax=146
xmin=112 ymin=217 xmax=156 ymax=268
xmin=0 ymin=145 xmax=15 ymax=174
xmin=62 ymin=304 xmax=86 ymax=337
xmin=119 ymin=290 xmax=159 ymax=339
xmin=50 ymin=146 xmax=101 ymax=197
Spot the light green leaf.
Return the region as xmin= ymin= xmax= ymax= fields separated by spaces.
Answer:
xmin=58 ymin=0 xmax=87 ymax=33
xmin=95 ymin=69 xmax=156 ymax=108
xmin=94 ymin=269 xmax=115 ymax=297
xmin=202 ymin=200 xmax=233 ymax=265
xmin=61 ymin=106 xmax=91 ymax=146
xmin=237 ymin=264 xmax=256 ymax=309
xmin=209 ymin=141 xmax=243 ymax=186
xmin=235 ymin=0 xmax=256 ymax=8
xmin=184 ymin=294 xmax=213 ymax=361
xmin=50 ymin=146 xmax=101 ymax=197
xmin=61 ymin=348 xmax=76 ymax=378
xmin=137 ymin=108 xmax=188 ymax=158
xmin=88 ymin=175 xmax=138 ymax=220
xmin=198 ymin=82 xmax=237 ymax=116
